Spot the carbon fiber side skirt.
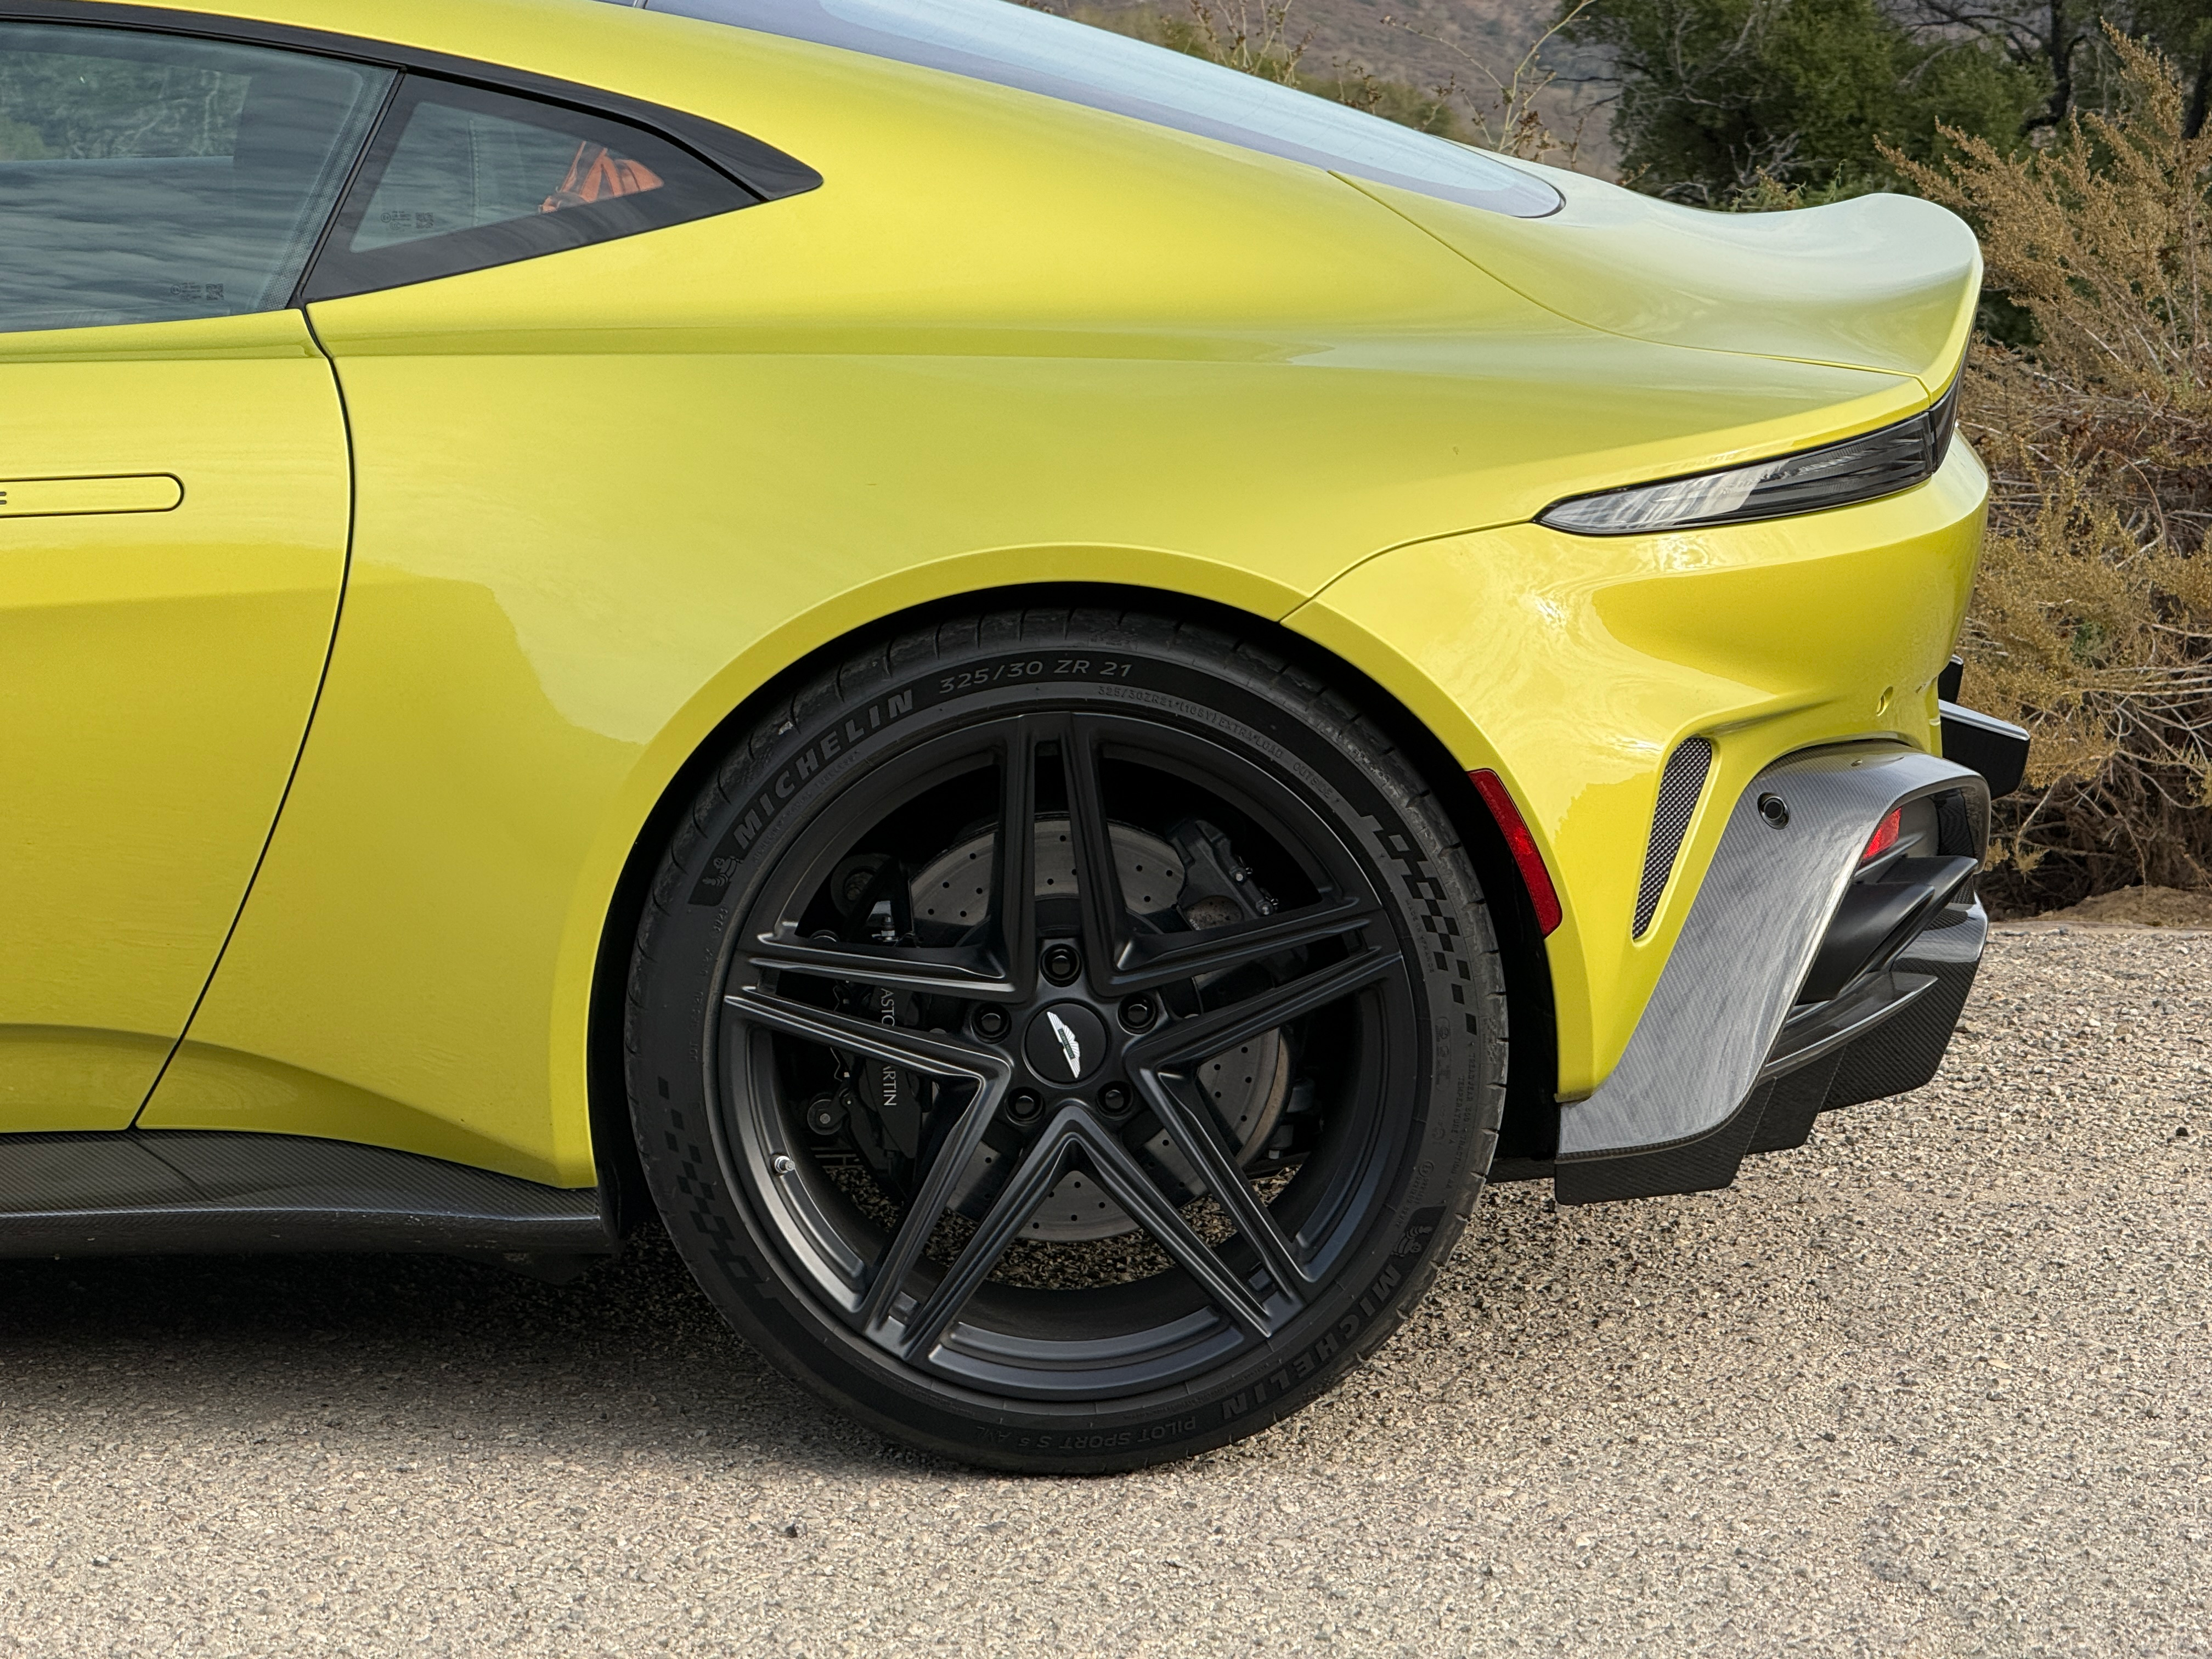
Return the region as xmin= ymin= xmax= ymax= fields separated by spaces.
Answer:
xmin=0 ymin=1130 xmax=614 ymax=1273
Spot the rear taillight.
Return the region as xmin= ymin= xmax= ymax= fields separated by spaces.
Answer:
xmin=1862 ymin=806 xmax=1902 ymax=865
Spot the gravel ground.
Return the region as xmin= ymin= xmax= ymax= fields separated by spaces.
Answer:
xmin=3 ymin=928 xmax=2208 ymax=1657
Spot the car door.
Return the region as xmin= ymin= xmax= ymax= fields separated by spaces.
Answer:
xmin=0 ymin=22 xmax=392 ymax=1129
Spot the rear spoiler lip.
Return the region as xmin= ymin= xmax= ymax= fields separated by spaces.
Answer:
xmin=1348 ymin=170 xmax=1982 ymax=392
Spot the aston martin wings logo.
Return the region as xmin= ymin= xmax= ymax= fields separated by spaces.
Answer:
xmin=1046 ymin=1010 xmax=1083 ymax=1079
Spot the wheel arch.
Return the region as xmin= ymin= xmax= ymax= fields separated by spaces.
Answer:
xmin=582 ymin=580 xmax=1559 ymax=1223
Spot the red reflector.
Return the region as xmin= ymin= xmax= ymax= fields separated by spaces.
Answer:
xmin=1470 ymin=770 xmax=1562 ymax=936
xmin=1863 ymin=806 xmax=1903 ymax=864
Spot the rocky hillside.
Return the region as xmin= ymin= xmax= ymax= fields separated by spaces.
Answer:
xmin=1047 ymin=0 xmax=1619 ymax=174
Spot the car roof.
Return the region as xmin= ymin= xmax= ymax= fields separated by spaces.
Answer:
xmin=610 ymin=0 xmax=1560 ymax=218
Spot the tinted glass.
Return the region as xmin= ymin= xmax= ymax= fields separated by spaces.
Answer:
xmin=0 ymin=24 xmax=391 ymax=333
xmin=304 ymin=77 xmax=753 ymax=300
xmin=634 ymin=0 xmax=1561 ymax=217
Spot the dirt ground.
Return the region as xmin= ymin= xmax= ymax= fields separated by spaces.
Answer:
xmin=2022 ymin=884 xmax=2212 ymax=929
xmin=3 ymin=927 xmax=2208 ymax=1655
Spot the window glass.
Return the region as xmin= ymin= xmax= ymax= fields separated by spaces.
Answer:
xmin=303 ymin=78 xmax=753 ymax=300
xmin=0 ymin=24 xmax=392 ymax=333
xmin=354 ymin=98 xmax=665 ymax=251
xmin=636 ymin=0 xmax=1560 ymax=218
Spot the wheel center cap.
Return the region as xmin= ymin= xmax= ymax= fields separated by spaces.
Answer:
xmin=1024 ymin=1002 xmax=1107 ymax=1085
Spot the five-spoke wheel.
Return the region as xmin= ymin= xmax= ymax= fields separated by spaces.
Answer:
xmin=627 ymin=610 xmax=1505 ymax=1469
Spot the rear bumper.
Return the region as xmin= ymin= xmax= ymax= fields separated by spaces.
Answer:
xmin=1550 ymin=741 xmax=1990 ymax=1204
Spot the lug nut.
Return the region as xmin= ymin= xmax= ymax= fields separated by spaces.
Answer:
xmin=1118 ymin=995 xmax=1156 ymax=1032
xmin=1040 ymin=941 xmax=1082 ymax=985
xmin=1008 ymin=1089 xmax=1043 ymax=1122
xmin=805 ymin=1094 xmax=845 ymax=1135
xmin=972 ymin=1006 xmax=1011 ymax=1041
xmin=1758 ymin=793 xmax=1790 ymax=828
xmin=1099 ymin=1083 xmax=1131 ymax=1115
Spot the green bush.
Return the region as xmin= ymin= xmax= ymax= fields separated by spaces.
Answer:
xmin=1560 ymin=0 xmax=2045 ymax=204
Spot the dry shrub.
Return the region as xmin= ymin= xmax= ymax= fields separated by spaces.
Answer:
xmin=1891 ymin=30 xmax=2212 ymax=909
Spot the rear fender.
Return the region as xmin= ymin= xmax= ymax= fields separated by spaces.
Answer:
xmin=1288 ymin=437 xmax=1989 ymax=1102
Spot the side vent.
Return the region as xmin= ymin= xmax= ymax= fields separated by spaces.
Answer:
xmin=1633 ymin=737 xmax=1713 ymax=939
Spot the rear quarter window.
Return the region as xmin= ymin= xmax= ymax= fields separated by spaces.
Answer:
xmin=303 ymin=75 xmax=756 ymax=300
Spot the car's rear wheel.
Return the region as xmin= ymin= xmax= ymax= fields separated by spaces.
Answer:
xmin=624 ymin=607 xmax=1505 ymax=1470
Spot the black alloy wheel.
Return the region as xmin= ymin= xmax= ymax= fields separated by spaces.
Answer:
xmin=625 ymin=608 xmax=1506 ymax=1470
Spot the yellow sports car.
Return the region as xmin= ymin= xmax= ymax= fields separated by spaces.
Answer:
xmin=2 ymin=0 xmax=2025 ymax=1468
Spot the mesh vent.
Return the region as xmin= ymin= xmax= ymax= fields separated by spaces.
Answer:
xmin=1633 ymin=737 xmax=1713 ymax=938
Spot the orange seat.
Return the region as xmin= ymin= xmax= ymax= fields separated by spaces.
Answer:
xmin=541 ymin=141 xmax=663 ymax=212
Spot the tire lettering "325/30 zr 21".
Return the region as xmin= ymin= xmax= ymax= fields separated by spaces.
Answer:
xmin=939 ymin=658 xmax=1135 ymax=693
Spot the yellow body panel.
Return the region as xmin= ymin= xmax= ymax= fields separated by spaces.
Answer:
xmin=0 ymin=311 xmax=348 ymax=1128
xmin=1293 ymin=440 xmax=1988 ymax=1096
xmin=60 ymin=0 xmax=1989 ymax=1183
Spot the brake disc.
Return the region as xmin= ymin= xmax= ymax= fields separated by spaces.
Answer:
xmin=914 ymin=817 xmax=1290 ymax=1243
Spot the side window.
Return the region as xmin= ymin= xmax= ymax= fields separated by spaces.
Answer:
xmin=302 ymin=78 xmax=755 ymax=301
xmin=0 ymin=24 xmax=392 ymax=334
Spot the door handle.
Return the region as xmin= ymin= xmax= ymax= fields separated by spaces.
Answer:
xmin=0 ymin=475 xmax=183 ymax=518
